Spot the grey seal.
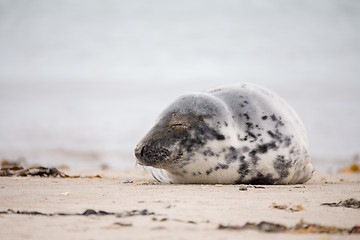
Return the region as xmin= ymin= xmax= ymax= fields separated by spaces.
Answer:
xmin=134 ymin=83 xmax=313 ymax=184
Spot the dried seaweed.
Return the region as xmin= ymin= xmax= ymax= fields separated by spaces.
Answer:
xmin=116 ymin=209 xmax=154 ymax=217
xmin=123 ymin=179 xmax=134 ymax=183
xmin=0 ymin=209 xmax=154 ymax=217
xmin=0 ymin=162 xmax=65 ymax=178
xmin=269 ymin=203 xmax=304 ymax=212
xmin=321 ymin=198 xmax=360 ymax=209
xmin=4 ymin=210 xmax=49 ymax=216
xmin=289 ymin=220 xmax=360 ymax=234
xmin=219 ymin=221 xmax=286 ymax=232
xmin=218 ymin=220 xmax=360 ymax=234
xmin=0 ymin=161 xmax=101 ymax=179
xmin=152 ymin=217 xmax=198 ymax=225
xmin=237 ymin=185 xmax=265 ymax=191
xmin=113 ymin=222 xmax=133 ymax=227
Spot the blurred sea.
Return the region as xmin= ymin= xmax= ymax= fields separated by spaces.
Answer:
xmin=0 ymin=0 xmax=359 ymax=172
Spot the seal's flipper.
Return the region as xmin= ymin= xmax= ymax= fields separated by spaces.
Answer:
xmin=150 ymin=168 xmax=172 ymax=183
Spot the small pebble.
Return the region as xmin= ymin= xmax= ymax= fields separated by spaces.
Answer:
xmin=113 ymin=222 xmax=132 ymax=227
xmin=239 ymin=186 xmax=248 ymax=191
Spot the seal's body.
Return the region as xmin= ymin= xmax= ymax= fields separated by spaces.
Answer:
xmin=135 ymin=83 xmax=313 ymax=184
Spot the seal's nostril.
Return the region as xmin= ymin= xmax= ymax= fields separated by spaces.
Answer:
xmin=140 ymin=146 xmax=145 ymax=157
xmin=135 ymin=145 xmax=148 ymax=161
xmin=135 ymin=145 xmax=143 ymax=159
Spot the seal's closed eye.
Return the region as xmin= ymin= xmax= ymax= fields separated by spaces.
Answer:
xmin=170 ymin=122 xmax=188 ymax=129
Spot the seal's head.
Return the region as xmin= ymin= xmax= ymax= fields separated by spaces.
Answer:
xmin=134 ymin=93 xmax=227 ymax=170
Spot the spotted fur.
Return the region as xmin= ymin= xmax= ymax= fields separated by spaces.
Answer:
xmin=134 ymin=83 xmax=313 ymax=184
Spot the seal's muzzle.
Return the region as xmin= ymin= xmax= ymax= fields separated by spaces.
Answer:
xmin=135 ymin=143 xmax=171 ymax=167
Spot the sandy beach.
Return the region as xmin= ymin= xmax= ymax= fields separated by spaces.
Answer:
xmin=1 ymin=1 xmax=360 ymax=239
xmin=0 ymin=168 xmax=359 ymax=240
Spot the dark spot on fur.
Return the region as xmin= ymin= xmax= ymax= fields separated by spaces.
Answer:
xmin=203 ymin=149 xmax=215 ymax=157
xmin=245 ymin=173 xmax=276 ymax=185
xmin=267 ymin=130 xmax=275 ymax=138
xmin=215 ymin=163 xmax=229 ymax=171
xmin=236 ymin=156 xmax=249 ymax=182
xmin=179 ymin=120 xmax=226 ymax=153
xmin=270 ymin=114 xmax=285 ymax=127
xmin=177 ymin=157 xmax=193 ymax=169
xmin=247 ymin=131 xmax=257 ymax=142
xmin=262 ymin=115 xmax=268 ymax=120
xmin=206 ymin=168 xmax=213 ymax=175
xmin=255 ymin=141 xmax=277 ymax=154
xmin=257 ymin=144 xmax=268 ymax=154
xmin=273 ymin=155 xmax=292 ymax=178
xmin=235 ymin=156 xmax=251 ymax=183
xmin=216 ymin=134 xmax=225 ymax=140
xmin=244 ymin=113 xmax=250 ymax=120
xmin=284 ymin=136 xmax=292 ymax=147
xmin=289 ymin=147 xmax=295 ymax=154
xmin=225 ymin=147 xmax=238 ymax=163
xmin=238 ymin=134 xmax=248 ymax=142
xmin=224 ymin=121 xmax=228 ymax=126
xmin=267 ymin=130 xmax=282 ymax=142
xmin=249 ymin=150 xmax=260 ymax=165
xmin=267 ymin=130 xmax=291 ymax=148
